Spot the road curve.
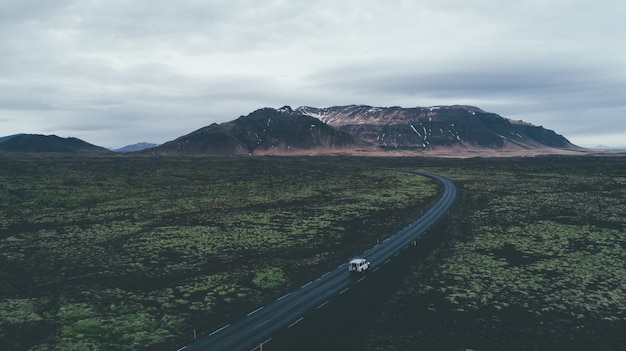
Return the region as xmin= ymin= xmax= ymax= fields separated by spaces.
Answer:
xmin=178 ymin=171 xmax=457 ymax=351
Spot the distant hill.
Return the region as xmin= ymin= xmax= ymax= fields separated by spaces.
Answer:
xmin=0 ymin=134 xmax=112 ymax=154
xmin=148 ymin=107 xmax=368 ymax=155
xmin=114 ymin=142 xmax=158 ymax=152
xmin=296 ymin=105 xmax=581 ymax=153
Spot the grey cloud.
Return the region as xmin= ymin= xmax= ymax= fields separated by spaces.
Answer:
xmin=0 ymin=0 xmax=74 ymax=22
xmin=305 ymin=55 xmax=626 ymax=146
xmin=310 ymin=62 xmax=587 ymax=106
xmin=1 ymin=0 xmax=625 ymax=148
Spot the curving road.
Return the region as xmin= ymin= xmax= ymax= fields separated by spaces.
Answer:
xmin=178 ymin=171 xmax=457 ymax=351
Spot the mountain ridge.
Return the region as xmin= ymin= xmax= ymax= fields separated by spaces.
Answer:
xmin=1 ymin=105 xmax=587 ymax=156
xmin=147 ymin=107 xmax=368 ymax=155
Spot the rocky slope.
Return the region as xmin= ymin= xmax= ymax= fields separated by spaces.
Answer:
xmin=296 ymin=105 xmax=579 ymax=153
xmin=148 ymin=107 xmax=368 ymax=155
xmin=148 ymin=104 xmax=584 ymax=156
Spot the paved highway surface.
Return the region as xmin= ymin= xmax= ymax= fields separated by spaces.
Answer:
xmin=178 ymin=171 xmax=457 ymax=351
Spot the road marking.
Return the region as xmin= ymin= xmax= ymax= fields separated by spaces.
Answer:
xmin=301 ymin=281 xmax=312 ymax=288
xmin=373 ymin=267 xmax=380 ymax=272
xmin=209 ymin=324 xmax=230 ymax=336
xmin=248 ymin=306 xmax=264 ymax=316
xmin=357 ymin=276 xmax=366 ymax=283
xmin=255 ymin=320 xmax=269 ymax=329
xmin=321 ymin=271 xmax=330 ymax=278
xmin=340 ymin=287 xmax=349 ymax=295
xmin=277 ymin=293 xmax=291 ymax=301
xmin=394 ymin=252 xmax=400 ymax=257
xmin=288 ymin=317 xmax=303 ymax=328
xmin=317 ymin=301 xmax=329 ymax=309
xmin=176 ymin=347 xmax=187 ymax=351
xmin=384 ymin=259 xmax=391 ymax=264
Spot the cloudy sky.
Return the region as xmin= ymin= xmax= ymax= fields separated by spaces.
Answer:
xmin=1 ymin=0 xmax=625 ymax=149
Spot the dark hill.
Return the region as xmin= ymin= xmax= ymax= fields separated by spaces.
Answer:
xmin=0 ymin=134 xmax=112 ymax=154
xmin=0 ymin=134 xmax=22 ymax=144
xmin=297 ymin=105 xmax=580 ymax=153
xmin=149 ymin=107 xmax=368 ymax=155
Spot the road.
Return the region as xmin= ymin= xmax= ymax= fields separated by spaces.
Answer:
xmin=178 ymin=171 xmax=457 ymax=351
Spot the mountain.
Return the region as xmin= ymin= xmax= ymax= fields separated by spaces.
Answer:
xmin=0 ymin=134 xmax=22 ymax=144
xmin=148 ymin=105 xmax=583 ymax=156
xmin=296 ymin=105 xmax=580 ymax=153
xmin=0 ymin=105 xmax=582 ymax=157
xmin=148 ymin=107 xmax=368 ymax=155
xmin=0 ymin=134 xmax=112 ymax=154
xmin=114 ymin=142 xmax=158 ymax=152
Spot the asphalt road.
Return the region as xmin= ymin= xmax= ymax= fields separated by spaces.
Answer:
xmin=178 ymin=171 xmax=457 ymax=351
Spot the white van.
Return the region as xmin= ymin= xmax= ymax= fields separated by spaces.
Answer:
xmin=348 ymin=258 xmax=370 ymax=273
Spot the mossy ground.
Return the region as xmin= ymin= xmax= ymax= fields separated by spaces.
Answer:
xmin=363 ymin=156 xmax=626 ymax=351
xmin=0 ymin=155 xmax=439 ymax=351
xmin=5 ymin=155 xmax=623 ymax=351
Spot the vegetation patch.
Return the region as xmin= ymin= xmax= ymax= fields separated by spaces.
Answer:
xmin=253 ymin=267 xmax=288 ymax=290
xmin=0 ymin=155 xmax=439 ymax=350
xmin=364 ymin=156 xmax=626 ymax=351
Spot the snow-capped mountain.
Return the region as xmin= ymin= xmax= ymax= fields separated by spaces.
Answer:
xmin=146 ymin=104 xmax=582 ymax=156
xmin=296 ymin=105 xmax=579 ymax=152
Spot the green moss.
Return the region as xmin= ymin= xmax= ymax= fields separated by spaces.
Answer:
xmin=0 ymin=298 xmax=44 ymax=325
xmin=0 ymin=155 xmax=439 ymax=350
xmin=253 ymin=267 xmax=288 ymax=289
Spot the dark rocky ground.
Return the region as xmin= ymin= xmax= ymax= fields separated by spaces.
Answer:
xmin=3 ymin=156 xmax=625 ymax=351
xmin=269 ymin=156 xmax=626 ymax=351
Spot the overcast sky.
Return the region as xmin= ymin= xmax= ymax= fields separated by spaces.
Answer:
xmin=1 ymin=0 xmax=625 ymax=149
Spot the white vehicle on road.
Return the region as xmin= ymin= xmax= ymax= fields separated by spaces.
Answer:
xmin=348 ymin=258 xmax=370 ymax=273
